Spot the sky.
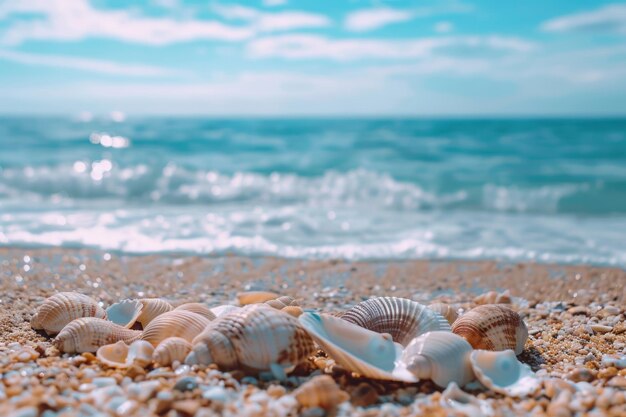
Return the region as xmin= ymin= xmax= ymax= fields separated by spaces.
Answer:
xmin=1 ymin=0 xmax=626 ymax=116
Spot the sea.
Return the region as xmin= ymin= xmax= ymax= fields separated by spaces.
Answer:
xmin=1 ymin=117 xmax=625 ymax=266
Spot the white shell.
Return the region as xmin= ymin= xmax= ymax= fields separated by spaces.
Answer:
xmin=127 ymin=340 xmax=155 ymax=367
xmin=440 ymin=382 xmax=494 ymax=417
xmin=153 ymin=337 xmax=192 ymax=367
xmin=174 ymin=303 xmax=217 ymax=321
xmin=54 ymin=318 xmax=142 ymax=353
xmin=142 ymin=310 xmax=212 ymax=347
xmin=298 ymin=312 xmax=416 ymax=382
xmin=31 ymin=292 xmax=107 ymax=335
xmin=341 ymin=297 xmax=451 ymax=347
xmin=106 ymin=299 xmax=143 ymax=328
xmin=137 ymin=298 xmax=174 ymax=327
xmin=428 ymin=303 xmax=459 ymax=325
xmin=210 ymin=305 xmax=242 ymax=318
xmin=400 ymin=331 xmax=474 ymax=388
xmin=96 ymin=340 xmax=154 ymax=368
xmin=469 ymin=349 xmax=539 ymax=397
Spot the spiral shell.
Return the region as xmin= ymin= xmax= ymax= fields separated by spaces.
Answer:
xmin=136 ymin=298 xmax=174 ymax=328
xmin=153 ymin=337 xmax=192 ymax=367
xmin=142 ymin=310 xmax=212 ymax=347
xmin=210 ymin=305 xmax=242 ymax=318
xmin=237 ymin=291 xmax=280 ymax=305
xmin=186 ymin=305 xmax=315 ymax=375
xmin=452 ymin=305 xmax=528 ymax=355
xmin=174 ymin=303 xmax=217 ymax=321
xmin=265 ymin=296 xmax=299 ymax=309
xmin=106 ymin=299 xmax=143 ymax=328
xmin=428 ymin=303 xmax=459 ymax=325
xmin=293 ymin=375 xmax=349 ymax=410
xmin=469 ymin=349 xmax=539 ymax=397
xmin=96 ymin=340 xmax=154 ymax=368
xmin=31 ymin=292 xmax=106 ymax=336
xmin=400 ymin=331 xmax=474 ymax=388
xmin=341 ymin=297 xmax=451 ymax=347
xmin=54 ymin=318 xmax=142 ymax=353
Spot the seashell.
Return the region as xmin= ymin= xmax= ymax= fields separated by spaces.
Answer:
xmin=293 ymin=375 xmax=349 ymax=410
xmin=142 ymin=310 xmax=212 ymax=347
xmin=237 ymin=291 xmax=280 ymax=305
xmin=127 ymin=340 xmax=155 ymax=367
xmin=474 ymin=290 xmax=511 ymax=305
xmin=452 ymin=305 xmax=528 ymax=355
xmin=186 ymin=304 xmax=315 ymax=376
xmin=400 ymin=331 xmax=474 ymax=388
xmin=31 ymin=292 xmax=107 ymax=336
xmin=299 ymin=312 xmax=416 ymax=382
xmin=54 ymin=318 xmax=142 ymax=353
xmin=136 ymin=298 xmax=174 ymax=328
xmin=282 ymin=306 xmax=304 ymax=318
xmin=440 ymin=382 xmax=494 ymax=417
xmin=153 ymin=337 xmax=193 ymax=367
xmin=428 ymin=303 xmax=459 ymax=325
xmin=265 ymin=296 xmax=299 ymax=309
xmin=469 ymin=349 xmax=539 ymax=397
xmin=341 ymin=297 xmax=451 ymax=347
xmin=106 ymin=299 xmax=143 ymax=328
xmin=210 ymin=305 xmax=242 ymax=318
xmin=174 ymin=303 xmax=217 ymax=321
xmin=96 ymin=340 xmax=154 ymax=368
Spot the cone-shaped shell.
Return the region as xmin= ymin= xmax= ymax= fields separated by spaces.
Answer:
xmin=186 ymin=305 xmax=315 ymax=373
xmin=106 ymin=299 xmax=143 ymax=328
xmin=452 ymin=305 xmax=527 ymax=355
xmin=341 ymin=297 xmax=451 ymax=347
xmin=136 ymin=298 xmax=173 ymax=328
xmin=293 ymin=375 xmax=349 ymax=410
xmin=400 ymin=331 xmax=474 ymax=388
xmin=210 ymin=305 xmax=242 ymax=318
xmin=265 ymin=296 xmax=299 ymax=309
xmin=237 ymin=291 xmax=280 ymax=305
xmin=142 ymin=310 xmax=212 ymax=347
xmin=54 ymin=318 xmax=142 ymax=353
xmin=153 ymin=337 xmax=193 ymax=367
xmin=31 ymin=292 xmax=106 ymax=336
xmin=174 ymin=303 xmax=217 ymax=321
xmin=96 ymin=340 xmax=154 ymax=368
xmin=428 ymin=303 xmax=459 ymax=325
xmin=469 ymin=349 xmax=539 ymax=397
xmin=299 ymin=312 xmax=416 ymax=382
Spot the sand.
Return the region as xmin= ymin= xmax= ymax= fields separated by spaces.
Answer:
xmin=1 ymin=247 xmax=625 ymax=416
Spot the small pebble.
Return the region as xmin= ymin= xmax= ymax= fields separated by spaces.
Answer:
xmin=173 ymin=376 xmax=199 ymax=392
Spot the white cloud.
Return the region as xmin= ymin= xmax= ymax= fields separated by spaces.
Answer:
xmin=263 ymin=0 xmax=287 ymax=7
xmin=344 ymin=8 xmax=414 ymax=32
xmin=435 ymin=21 xmax=454 ymax=34
xmin=541 ymin=4 xmax=626 ymax=34
xmin=0 ymin=49 xmax=181 ymax=76
xmin=211 ymin=4 xmax=330 ymax=32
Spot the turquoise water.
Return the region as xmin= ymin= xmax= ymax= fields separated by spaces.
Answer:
xmin=1 ymin=117 xmax=625 ymax=265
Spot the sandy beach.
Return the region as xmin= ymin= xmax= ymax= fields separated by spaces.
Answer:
xmin=0 ymin=247 xmax=625 ymax=416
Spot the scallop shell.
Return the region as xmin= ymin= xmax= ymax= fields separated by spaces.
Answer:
xmin=293 ymin=375 xmax=349 ymax=410
xmin=96 ymin=340 xmax=154 ymax=368
xmin=153 ymin=337 xmax=192 ymax=367
xmin=142 ymin=310 xmax=212 ymax=347
xmin=298 ymin=312 xmax=416 ymax=382
xmin=186 ymin=304 xmax=315 ymax=376
xmin=265 ymin=296 xmax=299 ymax=309
xmin=469 ymin=349 xmax=539 ymax=397
xmin=440 ymin=382 xmax=494 ymax=417
xmin=282 ymin=306 xmax=304 ymax=318
xmin=174 ymin=303 xmax=217 ymax=321
xmin=237 ymin=291 xmax=280 ymax=305
xmin=136 ymin=298 xmax=174 ymax=328
xmin=54 ymin=318 xmax=142 ymax=353
xmin=341 ymin=297 xmax=451 ymax=347
xmin=31 ymin=292 xmax=107 ymax=335
xmin=428 ymin=303 xmax=459 ymax=325
xmin=106 ymin=299 xmax=143 ymax=328
xmin=210 ymin=305 xmax=242 ymax=318
xmin=452 ymin=305 xmax=528 ymax=354
xmin=400 ymin=331 xmax=474 ymax=388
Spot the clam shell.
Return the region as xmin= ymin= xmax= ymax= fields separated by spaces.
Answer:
xmin=137 ymin=298 xmax=174 ymax=327
xmin=237 ymin=291 xmax=280 ymax=305
xmin=428 ymin=303 xmax=459 ymax=325
xmin=174 ymin=303 xmax=217 ymax=321
xmin=299 ymin=312 xmax=416 ymax=382
xmin=31 ymin=292 xmax=106 ymax=336
xmin=440 ymin=382 xmax=494 ymax=417
xmin=469 ymin=349 xmax=539 ymax=397
xmin=186 ymin=305 xmax=315 ymax=374
xmin=153 ymin=337 xmax=192 ymax=367
xmin=54 ymin=318 xmax=142 ymax=353
xmin=282 ymin=306 xmax=304 ymax=318
xmin=452 ymin=305 xmax=528 ymax=355
xmin=142 ymin=310 xmax=212 ymax=347
xmin=265 ymin=296 xmax=299 ymax=309
xmin=400 ymin=331 xmax=474 ymax=388
xmin=293 ymin=375 xmax=349 ymax=410
xmin=96 ymin=340 xmax=154 ymax=368
xmin=106 ymin=299 xmax=143 ymax=328
xmin=127 ymin=340 xmax=155 ymax=367
xmin=210 ymin=305 xmax=242 ymax=318
xmin=341 ymin=297 xmax=451 ymax=347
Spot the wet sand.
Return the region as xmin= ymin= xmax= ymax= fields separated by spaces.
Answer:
xmin=1 ymin=248 xmax=625 ymax=416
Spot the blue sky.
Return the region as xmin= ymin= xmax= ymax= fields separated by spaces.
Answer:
xmin=0 ymin=0 xmax=625 ymax=115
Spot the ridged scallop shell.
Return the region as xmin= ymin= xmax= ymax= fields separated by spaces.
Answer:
xmin=469 ymin=349 xmax=539 ymax=397
xmin=282 ymin=306 xmax=304 ymax=318
xmin=106 ymin=299 xmax=143 ymax=328
xmin=293 ymin=375 xmax=349 ymax=410
xmin=452 ymin=305 xmax=528 ymax=354
xmin=298 ymin=312 xmax=416 ymax=382
xmin=174 ymin=303 xmax=217 ymax=321
xmin=186 ymin=305 xmax=315 ymax=375
xmin=142 ymin=310 xmax=212 ymax=347
xmin=54 ymin=318 xmax=142 ymax=353
xmin=153 ymin=337 xmax=192 ymax=367
xmin=400 ymin=331 xmax=474 ymax=388
xmin=96 ymin=340 xmax=154 ymax=368
xmin=265 ymin=296 xmax=299 ymax=309
xmin=210 ymin=305 xmax=242 ymax=318
xmin=341 ymin=297 xmax=451 ymax=347
xmin=31 ymin=292 xmax=107 ymax=335
xmin=428 ymin=303 xmax=459 ymax=325
xmin=440 ymin=382 xmax=494 ymax=417
xmin=237 ymin=291 xmax=280 ymax=305
xmin=136 ymin=298 xmax=174 ymax=327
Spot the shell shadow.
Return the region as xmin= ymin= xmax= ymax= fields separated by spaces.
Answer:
xmin=517 ymin=346 xmax=546 ymax=371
